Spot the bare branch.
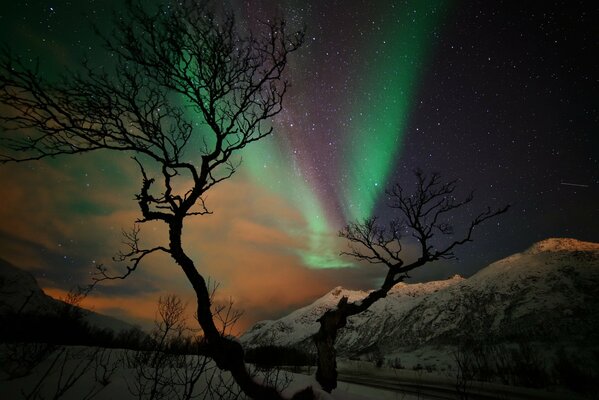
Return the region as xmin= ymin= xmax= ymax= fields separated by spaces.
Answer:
xmin=339 ymin=170 xmax=509 ymax=295
xmin=90 ymin=224 xmax=170 ymax=287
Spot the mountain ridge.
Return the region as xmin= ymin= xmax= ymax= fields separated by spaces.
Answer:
xmin=240 ymin=238 xmax=599 ymax=357
xmin=0 ymin=258 xmax=136 ymax=333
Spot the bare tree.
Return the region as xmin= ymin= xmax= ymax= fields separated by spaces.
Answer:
xmin=126 ymin=294 xmax=214 ymax=400
xmin=0 ymin=1 xmax=306 ymax=398
xmin=313 ymin=170 xmax=509 ymax=392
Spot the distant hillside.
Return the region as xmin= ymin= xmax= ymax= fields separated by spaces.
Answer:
xmin=241 ymin=238 xmax=599 ymax=357
xmin=0 ymin=258 xmax=135 ymax=333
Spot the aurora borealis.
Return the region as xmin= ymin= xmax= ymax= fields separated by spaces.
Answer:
xmin=0 ymin=0 xmax=597 ymax=332
xmin=243 ymin=1 xmax=451 ymax=269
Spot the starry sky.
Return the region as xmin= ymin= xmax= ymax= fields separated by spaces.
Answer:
xmin=0 ymin=0 xmax=597 ymax=333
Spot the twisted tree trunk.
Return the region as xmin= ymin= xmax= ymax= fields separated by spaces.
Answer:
xmin=168 ymin=218 xmax=306 ymax=400
xmin=313 ymin=309 xmax=344 ymax=392
xmin=313 ymin=287 xmax=391 ymax=392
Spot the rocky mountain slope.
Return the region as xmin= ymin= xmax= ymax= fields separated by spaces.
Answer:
xmin=0 ymin=258 xmax=135 ymax=333
xmin=241 ymin=238 xmax=599 ymax=357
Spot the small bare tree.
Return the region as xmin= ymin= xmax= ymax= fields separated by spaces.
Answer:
xmin=0 ymin=1 xmax=305 ymax=399
xmin=126 ymin=294 xmax=214 ymax=400
xmin=313 ymin=170 xmax=509 ymax=392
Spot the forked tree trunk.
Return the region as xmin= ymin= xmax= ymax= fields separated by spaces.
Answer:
xmin=168 ymin=218 xmax=313 ymax=400
xmin=313 ymin=307 xmax=347 ymax=392
xmin=313 ymin=286 xmax=392 ymax=392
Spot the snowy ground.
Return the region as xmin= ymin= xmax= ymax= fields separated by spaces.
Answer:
xmin=2 ymin=345 xmax=587 ymax=400
xmin=0 ymin=345 xmax=433 ymax=400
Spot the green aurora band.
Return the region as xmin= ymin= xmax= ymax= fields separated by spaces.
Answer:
xmin=245 ymin=1 xmax=450 ymax=269
xmin=245 ymin=138 xmax=352 ymax=269
xmin=343 ymin=1 xmax=449 ymax=222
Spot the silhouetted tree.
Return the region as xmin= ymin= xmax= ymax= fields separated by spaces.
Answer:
xmin=313 ymin=170 xmax=509 ymax=392
xmin=126 ymin=294 xmax=216 ymax=400
xmin=0 ymin=1 xmax=306 ymax=399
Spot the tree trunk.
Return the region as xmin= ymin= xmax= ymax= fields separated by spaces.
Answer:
xmin=167 ymin=218 xmax=312 ymax=400
xmin=313 ymin=288 xmax=390 ymax=392
xmin=313 ymin=303 xmax=349 ymax=392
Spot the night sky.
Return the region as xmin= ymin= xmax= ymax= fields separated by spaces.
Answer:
xmin=0 ymin=0 xmax=597 ymax=332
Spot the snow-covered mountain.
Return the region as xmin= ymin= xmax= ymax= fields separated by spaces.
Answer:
xmin=241 ymin=238 xmax=599 ymax=357
xmin=0 ymin=258 xmax=135 ymax=333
